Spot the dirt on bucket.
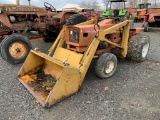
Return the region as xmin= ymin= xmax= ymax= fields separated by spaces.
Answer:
xmin=27 ymin=65 xmax=57 ymax=97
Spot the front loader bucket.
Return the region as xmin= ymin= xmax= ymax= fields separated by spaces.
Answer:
xmin=18 ymin=50 xmax=82 ymax=107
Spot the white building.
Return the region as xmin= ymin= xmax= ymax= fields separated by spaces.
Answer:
xmin=62 ymin=4 xmax=83 ymax=11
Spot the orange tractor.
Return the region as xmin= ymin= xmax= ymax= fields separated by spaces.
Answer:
xmin=142 ymin=7 xmax=160 ymax=32
xmin=134 ymin=2 xmax=151 ymax=22
xmin=136 ymin=3 xmax=160 ymax=32
xmin=18 ymin=18 xmax=150 ymax=107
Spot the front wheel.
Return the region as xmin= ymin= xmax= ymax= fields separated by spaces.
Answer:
xmin=144 ymin=22 xmax=149 ymax=32
xmin=0 ymin=34 xmax=32 ymax=64
xmin=95 ymin=53 xmax=117 ymax=79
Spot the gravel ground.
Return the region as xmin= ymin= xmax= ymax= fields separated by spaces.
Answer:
xmin=0 ymin=23 xmax=160 ymax=120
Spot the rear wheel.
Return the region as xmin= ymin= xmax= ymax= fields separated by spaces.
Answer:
xmin=95 ymin=53 xmax=117 ymax=79
xmin=144 ymin=22 xmax=149 ymax=32
xmin=0 ymin=34 xmax=32 ymax=64
xmin=127 ymin=34 xmax=150 ymax=62
xmin=65 ymin=14 xmax=88 ymax=26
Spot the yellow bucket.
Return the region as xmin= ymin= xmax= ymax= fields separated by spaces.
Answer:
xmin=18 ymin=49 xmax=83 ymax=107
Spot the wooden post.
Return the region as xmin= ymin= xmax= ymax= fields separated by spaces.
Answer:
xmin=16 ymin=0 xmax=20 ymax=5
xmin=28 ymin=0 xmax=31 ymax=6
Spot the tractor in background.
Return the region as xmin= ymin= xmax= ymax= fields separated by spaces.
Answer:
xmin=101 ymin=0 xmax=135 ymax=28
xmin=102 ymin=0 xmax=129 ymax=21
xmin=137 ymin=3 xmax=160 ymax=32
xmin=134 ymin=2 xmax=151 ymax=22
xmin=0 ymin=2 xmax=89 ymax=64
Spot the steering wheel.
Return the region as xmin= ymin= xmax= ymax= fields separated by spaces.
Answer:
xmin=44 ymin=2 xmax=56 ymax=11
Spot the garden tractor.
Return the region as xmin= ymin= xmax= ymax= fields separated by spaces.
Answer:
xmin=18 ymin=19 xmax=150 ymax=107
xmin=102 ymin=0 xmax=128 ymax=20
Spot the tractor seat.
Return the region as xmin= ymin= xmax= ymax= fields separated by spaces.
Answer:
xmin=113 ymin=9 xmax=119 ymax=17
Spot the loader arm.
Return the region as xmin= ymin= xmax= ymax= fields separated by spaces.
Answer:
xmin=98 ymin=20 xmax=130 ymax=57
xmin=79 ymin=20 xmax=130 ymax=79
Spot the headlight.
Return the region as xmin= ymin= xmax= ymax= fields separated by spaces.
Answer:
xmin=69 ymin=29 xmax=79 ymax=43
xmin=0 ymin=8 xmax=3 ymax=14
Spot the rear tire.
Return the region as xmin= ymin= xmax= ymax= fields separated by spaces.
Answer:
xmin=95 ymin=53 xmax=117 ymax=79
xmin=65 ymin=14 xmax=88 ymax=26
xmin=0 ymin=34 xmax=32 ymax=64
xmin=144 ymin=22 xmax=149 ymax=32
xmin=127 ymin=34 xmax=150 ymax=62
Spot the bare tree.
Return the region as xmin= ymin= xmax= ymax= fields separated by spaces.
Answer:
xmin=154 ymin=0 xmax=157 ymax=7
xmin=28 ymin=0 xmax=31 ymax=6
xmin=92 ymin=1 xmax=100 ymax=10
xmin=137 ymin=0 xmax=159 ymax=8
xmin=128 ymin=0 xmax=138 ymax=8
xmin=16 ymin=0 xmax=20 ymax=5
xmin=79 ymin=0 xmax=160 ymax=10
xmin=102 ymin=0 xmax=109 ymax=10
xmin=79 ymin=1 xmax=88 ymax=8
xmin=79 ymin=0 xmax=100 ymax=10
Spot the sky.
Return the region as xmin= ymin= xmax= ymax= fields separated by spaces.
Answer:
xmin=0 ymin=0 xmax=104 ymax=9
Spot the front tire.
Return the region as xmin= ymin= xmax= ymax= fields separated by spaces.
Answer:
xmin=95 ymin=53 xmax=117 ymax=79
xmin=127 ymin=34 xmax=150 ymax=62
xmin=144 ymin=22 xmax=149 ymax=32
xmin=0 ymin=34 xmax=32 ymax=64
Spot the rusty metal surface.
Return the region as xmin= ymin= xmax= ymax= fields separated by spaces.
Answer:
xmin=29 ymin=37 xmax=43 ymax=42
xmin=66 ymin=19 xmax=113 ymax=48
xmin=0 ymin=4 xmax=75 ymax=42
xmin=139 ymin=8 xmax=160 ymax=24
xmin=0 ymin=14 xmax=12 ymax=28
xmin=148 ymin=8 xmax=160 ymax=14
xmin=0 ymin=4 xmax=47 ymax=13
xmin=9 ymin=41 xmax=28 ymax=59
xmin=66 ymin=19 xmax=121 ymax=53
xmin=129 ymin=27 xmax=144 ymax=38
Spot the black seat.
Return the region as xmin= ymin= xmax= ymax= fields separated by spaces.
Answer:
xmin=113 ymin=9 xmax=119 ymax=17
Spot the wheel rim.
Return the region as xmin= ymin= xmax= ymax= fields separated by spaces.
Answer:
xmin=142 ymin=42 xmax=149 ymax=58
xmin=9 ymin=41 xmax=28 ymax=59
xmin=145 ymin=23 xmax=149 ymax=30
xmin=146 ymin=25 xmax=149 ymax=30
xmin=105 ymin=61 xmax=114 ymax=74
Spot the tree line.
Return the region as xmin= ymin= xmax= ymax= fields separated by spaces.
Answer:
xmin=79 ymin=0 xmax=160 ymax=10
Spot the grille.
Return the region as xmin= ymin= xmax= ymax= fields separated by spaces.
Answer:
xmin=69 ymin=29 xmax=79 ymax=43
